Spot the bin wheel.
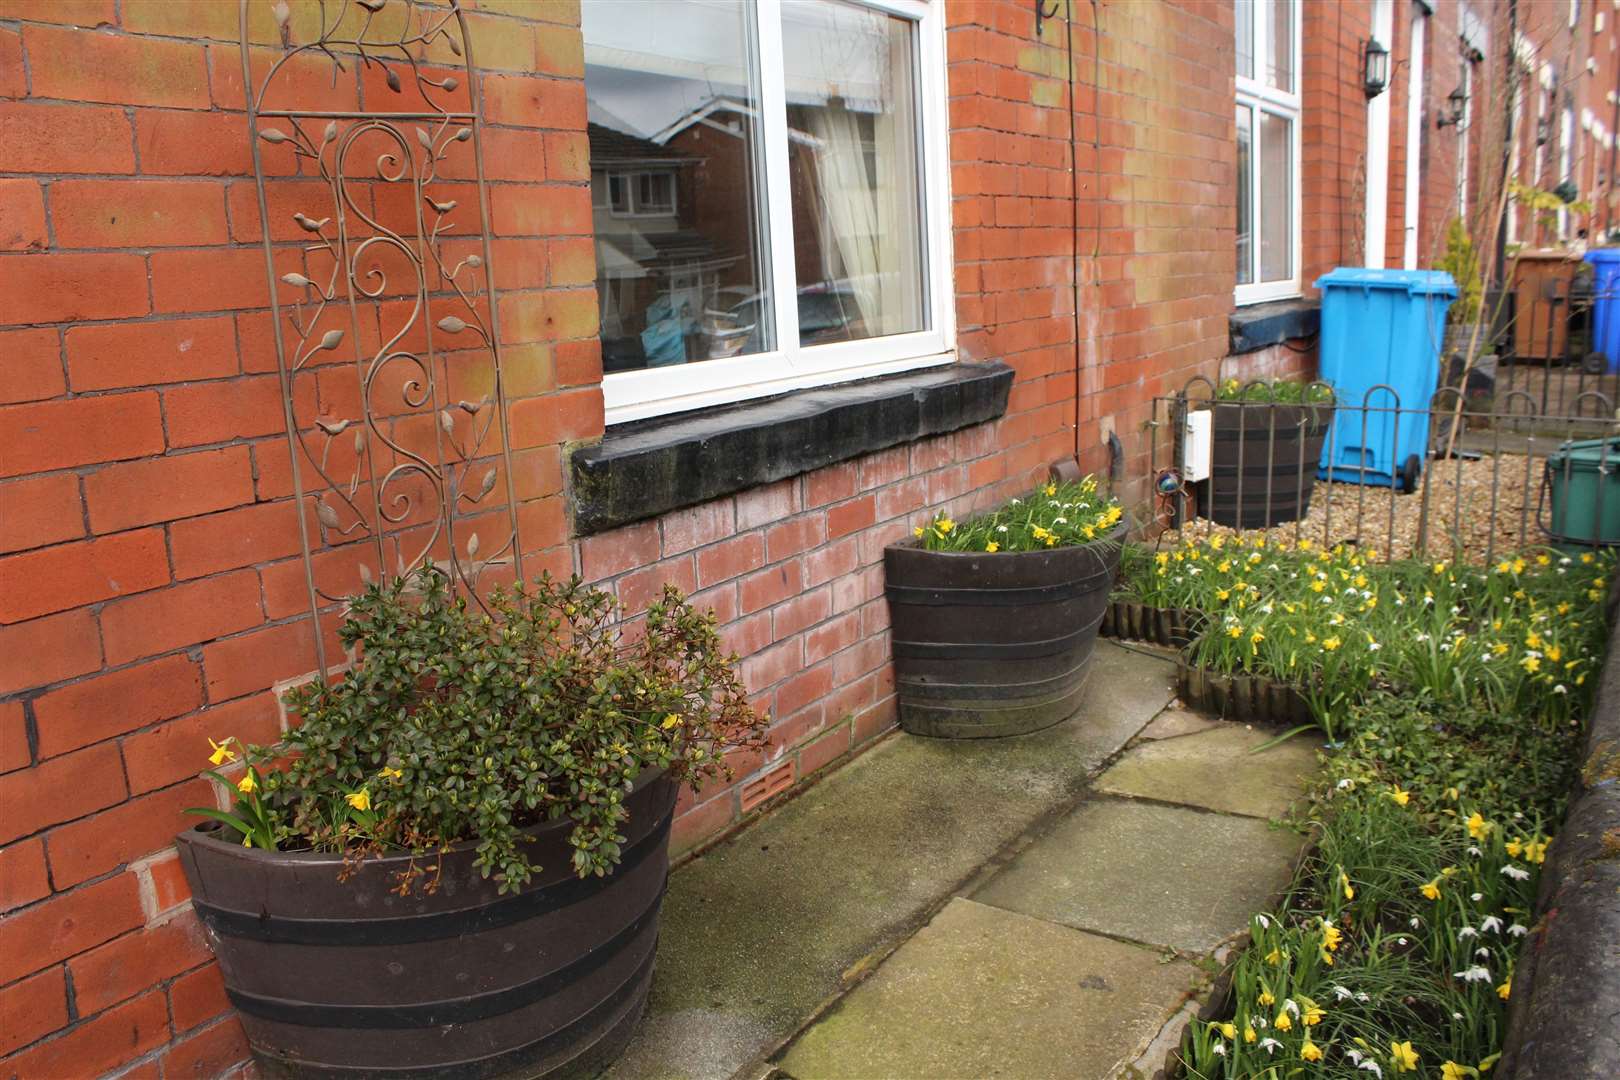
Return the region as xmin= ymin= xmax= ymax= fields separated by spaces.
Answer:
xmin=1399 ymin=454 xmax=1421 ymax=494
xmin=1584 ymin=351 xmax=1609 ymax=375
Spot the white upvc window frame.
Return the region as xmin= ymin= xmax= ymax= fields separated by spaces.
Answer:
xmin=598 ymin=0 xmax=955 ymax=426
xmin=1234 ymin=0 xmax=1303 ymax=306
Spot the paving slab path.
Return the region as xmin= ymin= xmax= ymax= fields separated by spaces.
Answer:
xmin=604 ymin=643 xmax=1319 ymax=1080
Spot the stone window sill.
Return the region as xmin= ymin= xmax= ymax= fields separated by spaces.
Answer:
xmin=1229 ymin=299 xmax=1320 ymax=355
xmin=570 ymin=361 xmax=1014 ymax=536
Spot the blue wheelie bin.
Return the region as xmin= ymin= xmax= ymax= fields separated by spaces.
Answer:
xmin=1583 ymin=248 xmax=1620 ymax=373
xmin=1315 ymin=267 xmax=1458 ymax=491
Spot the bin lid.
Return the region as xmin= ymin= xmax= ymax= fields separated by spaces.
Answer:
xmin=1583 ymin=247 xmax=1620 ymax=265
xmin=1550 ymin=435 xmax=1620 ymax=465
xmin=1314 ymin=267 xmax=1459 ymax=297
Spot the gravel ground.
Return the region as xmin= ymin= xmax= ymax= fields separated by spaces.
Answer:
xmin=1158 ymin=453 xmax=1551 ymax=564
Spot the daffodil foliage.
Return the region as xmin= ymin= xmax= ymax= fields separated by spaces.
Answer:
xmin=196 ymin=569 xmax=766 ymax=893
xmin=913 ymin=476 xmax=1123 ymax=553
xmin=1120 ymin=538 xmax=1611 ymax=739
xmin=1214 ymin=377 xmax=1336 ymax=404
xmin=1170 ymin=543 xmax=1609 ymax=1077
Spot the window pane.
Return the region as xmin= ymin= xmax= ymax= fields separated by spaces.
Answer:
xmin=1266 ymin=0 xmax=1292 ymax=92
xmin=1236 ymin=105 xmax=1253 ymax=285
xmin=582 ymin=0 xmax=772 ymax=371
xmin=1259 ymin=110 xmax=1292 ymax=282
xmin=1235 ymin=0 xmax=1254 ymax=80
xmin=784 ymin=0 xmax=927 ymax=346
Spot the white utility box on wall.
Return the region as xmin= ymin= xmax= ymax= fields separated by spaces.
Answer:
xmin=1183 ymin=408 xmax=1212 ymax=482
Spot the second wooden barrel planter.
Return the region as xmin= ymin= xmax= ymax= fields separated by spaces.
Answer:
xmin=885 ymin=521 xmax=1126 ymax=738
xmin=1202 ymin=401 xmax=1332 ymax=529
xmin=176 ymin=772 xmax=676 ymax=1079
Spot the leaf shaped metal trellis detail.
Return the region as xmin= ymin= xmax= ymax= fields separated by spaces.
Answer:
xmin=241 ymin=0 xmax=523 ymax=675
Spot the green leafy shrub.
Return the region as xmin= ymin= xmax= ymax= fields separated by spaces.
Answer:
xmin=1438 ymin=217 xmax=1485 ymax=324
xmin=913 ymin=476 xmax=1123 ymax=553
xmin=197 ymin=569 xmax=767 ymax=893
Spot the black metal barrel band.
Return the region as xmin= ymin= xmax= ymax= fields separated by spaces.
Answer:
xmin=191 ymin=808 xmax=673 ymax=947
xmin=225 ymin=879 xmax=666 ymax=1029
xmin=889 ymin=617 xmax=1104 ymax=660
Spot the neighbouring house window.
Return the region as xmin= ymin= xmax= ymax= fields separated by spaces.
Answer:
xmin=583 ymin=0 xmax=952 ymax=424
xmin=1234 ymin=0 xmax=1301 ymax=305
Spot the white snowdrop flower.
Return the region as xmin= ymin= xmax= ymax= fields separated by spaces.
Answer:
xmin=1321 ymin=595 xmax=1334 ymax=604
xmin=1480 ymin=916 xmax=1503 ymax=934
xmin=1467 ymin=845 xmax=1482 ymax=857
xmin=1282 ymin=998 xmax=1300 ymax=1018
xmin=1415 ymin=633 xmax=1431 ymax=643
xmin=996 ymin=524 xmax=1009 ymax=533
xmin=1356 ymin=992 xmax=1370 ymax=1003
xmin=1509 ymin=922 xmax=1528 ymax=936
xmin=1213 ymin=1042 xmax=1227 ymax=1057
xmin=1409 ymin=916 xmax=1422 ymax=928
xmin=1260 ymin=603 xmax=1274 ymax=614
xmin=1360 ymin=1062 xmax=1385 ymax=1077
xmin=1455 ymin=965 xmax=1492 ymax=983
xmin=1347 ymin=1049 xmax=1364 ymax=1065
xmin=1010 ymin=498 xmax=1021 ymax=505
xmin=1336 ymin=778 xmax=1354 ymax=790
xmin=1451 ymin=605 xmax=1462 ymax=615
xmin=1452 ymin=1012 xmax=1465 ymax=1020
xmin=1397 ymin=937 xmax=1408 ymax=946
xmin=1457 ymin=927 xmax=1478 ymax=940
xmin=1557 ymin=567 xmax=1567 ymax=574
xmin=1259 ymin=1038 xmax=1282 ymax=1056
xmin=1255 ymin=913 xmax=1271 ymax=929
xmin=1526 ymin=648 xmax=1543 ymax=659
xmin=1344 ymin=585 xmax=1359 ymax=595
xmin=1471 ymin=892 xmax=1484 ymax=902
xmin=1502 ymin=866 xmax=1531 ymax=881
xmin=1561 ymin=556 xmax=1573 ymax=565
xmin=1369 ymin=642 xmax=1382 ymax=651
xmin=1476 ymin=947 xmax=1492 ymax=960
xmin=1331 ymin=984 xmax=1353 ymax=1001
xmin=1513 ymin=812 xmax=1524 ymax=820
xmin=1395 ymin=596 xmax=1405 ymax=605
xmin=1361 ymin=589 xmax=1373 ymax=600
xmin=1554 ymin=684 xmax=1568 ymax=695
xmin=1054 ymin=517 xmax=1068 ymax=525
xmin=1189 ymin=567 xmax=1202 ymax=575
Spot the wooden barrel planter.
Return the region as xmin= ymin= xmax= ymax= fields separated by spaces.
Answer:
xmin=1202 ymin=402 xmax=1331 ymax=528
xmin=174 ymin=771 xmax=675 ymax=1079
xmin=883 ymin=523 xmax=1125 ymax=738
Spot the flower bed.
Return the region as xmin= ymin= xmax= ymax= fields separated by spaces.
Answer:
xmin=1129 ymin=538 xmax=1617 ymax=1079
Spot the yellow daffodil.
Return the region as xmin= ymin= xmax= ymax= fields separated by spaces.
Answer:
xmin=661 ymin=713 xmax=682 ymax=729
xmin=378 ymin=766 xmax=403 ymax=780
xmin=1390 ymin=786 xmax=1410 ymax=807
xmin=1505 ymin=838 xmax=1524 ymax=857
xmin=1320 ymin=922 xmax=1341 ymax=954
xmin=1339 ymin=870 xmax=1354 ymax=900
xmin=1218 ymin=1022 xmax=1236 ymax=1040
xmin=1301 ymin=1038 xmax=1323 ymax=1062
xmin=1322 ymin=635 xmax=1342 ymax=651
xmin=985 ymin=541 xmax=1000 ymax=553
xmin=1258 ymin=988 xmax=1275 ymax=1006
xmin=913 ymin=526 xmax=925 ymax=538
xmin=1391 ymin=1040 xmax=1420 ymax=1072
xmin=1524 ymin=838 xmax=1548 ymax=864
xmin=1244 ymin=1025 xmax=1257 ymax=1043
xmin=1302 ymin=1001 xmax=1325 ymax=1026
xmin=345 ymin=788 xmax=371 ymax=812
xmin=1043 ymin=484 xmax=1056 ymax=496
xmin=237 ymin=770 xmax=256 ymax=794
xmin=1497 ymin=978 xmax=1511 ymax=1000
xmin=208 ymin=738 xmax=237 ymax=766
xmin=1441 ymin=1062 xmax=1472 ymax=1080
xmin=1421 ymin=877 xmax=1442 ymax=901
xmin=1274 ymin=1010 xmax=1292 ymax=1032
xmin=1466 ymin=811 xmax=1491 ymax=840
xmin=935 ymin=517 xmax=956 ymax=535
xmin=1264 ymin=946 xmax=1282 ymax=965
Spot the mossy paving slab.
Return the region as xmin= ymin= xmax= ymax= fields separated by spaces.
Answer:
xmin=775 ymin=898 xmax=1199 ymax=1080
xmin=970 ymin=797 xmax=1306 ymax=953
xmin=1094 ymin=723 xmax=1319 ymax=819
xmin=603 ymin=644 xmax=1177 ymax=1080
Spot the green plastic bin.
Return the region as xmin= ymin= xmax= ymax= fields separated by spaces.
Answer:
xmin=1544 ymin=436 xmax=1620 ymax=548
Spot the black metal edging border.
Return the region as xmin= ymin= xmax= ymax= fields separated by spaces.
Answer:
xmin=1498 ymin=571 xmax=1620 ymax=1079
xmin=570 ymin=361 xmax=1014 ymax=536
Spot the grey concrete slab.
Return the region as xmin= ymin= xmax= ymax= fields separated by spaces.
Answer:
xmin=1136 ymin=707 xmax=1222 ymax=741
xmin=1094 ymin=724 xmax=1319 ymax=819
xmin=970 ymin=797 xmax=1305 ymax=953
xmin=775 ymin=898 xmax=1199 ymax=1080
xmin=604 ymin=643 xmax=1177 ymax=1080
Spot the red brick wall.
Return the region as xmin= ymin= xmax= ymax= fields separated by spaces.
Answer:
xmin=0 ymin=1 xmax=591 ymax=1074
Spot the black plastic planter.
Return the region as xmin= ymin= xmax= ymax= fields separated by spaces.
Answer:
xmin=1203 ymin=402 xmax=1332 ymax=528
xmin=175 ymin=772 xmax=675 ymax=1079
xmin=883 ymin=524 xmax=1125 ymax=738
xmin=1175 ymin=648 xmax=1312 ymax=726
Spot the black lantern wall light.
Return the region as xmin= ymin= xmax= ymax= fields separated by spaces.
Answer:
xmin=1437 ymin=84 xmax=1469 ymax=128
xmin=1364 ymin=37 xmax=1390 ymax=98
